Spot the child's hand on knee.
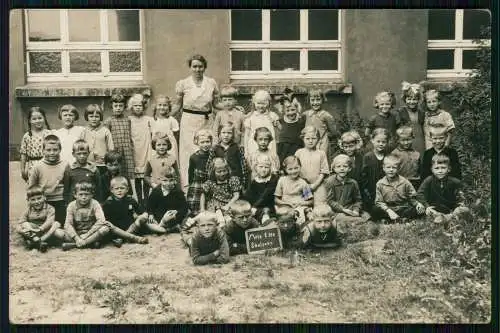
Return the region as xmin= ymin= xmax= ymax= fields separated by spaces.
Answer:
xmin=415 ymin=203 xmax=425 ymax=214
xmin=162 ymin=210 xmax=177 ymax=222
xmin=147 ymin=215 xmax=156 ymax=224
xmin=75 ymin=237 xmax=85 ymax=248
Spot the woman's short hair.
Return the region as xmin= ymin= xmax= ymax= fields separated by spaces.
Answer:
xmin=188 ymin=54 xmax=207 ymax=68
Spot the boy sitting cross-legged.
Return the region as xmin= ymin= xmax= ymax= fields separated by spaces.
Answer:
xmin=222 ymin=200 xmax=260 ymax=256
xmin=17 ymin=186 xmax=65 ymax=252
xmin=61 ymin=181 xmax=147 ymax=251
xmin=417 ymin=154 xmax=471 ymax=224
xmin=189 ymin=211 xmax=230 ymax=265
xmin=372 ymin=154 xmax=425 ymax=223
xmin=101 ymin=176 xmax=158 ymax=246
xmin=146 ymin=166 xmax=189 ymax=234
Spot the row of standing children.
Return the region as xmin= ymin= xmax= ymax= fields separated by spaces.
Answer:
xmin=18 ymin=81 xmax=470 ymax=264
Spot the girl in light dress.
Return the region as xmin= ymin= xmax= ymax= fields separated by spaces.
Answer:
xmin=151 ymin=95 xmax=179 ymax=161
xmin=54 ymin=104 xmax=85 ymax=164
xmin=243 ymin=90 xmax=280 ymax=165
xmin=19 ymin=107 xmax=52 ymax=182
xmin=128 ymin=93 xmax=153 ymax=207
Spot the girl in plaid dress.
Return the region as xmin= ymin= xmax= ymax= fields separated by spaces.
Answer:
xmin=103 ymin=93 xmax=135 ymax=181
xmin=186 ymin=129 xmax=213 ymax=217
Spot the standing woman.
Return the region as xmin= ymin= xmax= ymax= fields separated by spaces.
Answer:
xmin=172 ymin=54 xmax=220 ymax=190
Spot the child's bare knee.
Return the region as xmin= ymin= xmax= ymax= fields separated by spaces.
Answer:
xmin=99 ymin=226 xmax=110 ymax=235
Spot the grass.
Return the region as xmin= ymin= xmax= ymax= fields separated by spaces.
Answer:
xmin=8 ymin=162 xmax=491 ymax=323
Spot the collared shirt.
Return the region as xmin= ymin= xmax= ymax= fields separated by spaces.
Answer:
xmin=375 ymin=175 xmax=418 ymax=211
xmin=324 ymin=175 xmax=362 ymax=212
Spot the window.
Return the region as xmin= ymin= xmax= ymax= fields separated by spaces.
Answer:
xmin=25 ymin=9 xmax=143 ymax=82
xmin=427 ymin=9 xmax=490 ymax=78
xmin=230 ymin=9 xmax=342 ymax=80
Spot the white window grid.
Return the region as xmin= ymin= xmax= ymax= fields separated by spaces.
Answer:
xmin=229 ymin=9 xmax=342 ymax=80
xmin=427 ymin=9 xmax=490 ymax=79
xmin=25 ymin=9 xmax=144 ymax=82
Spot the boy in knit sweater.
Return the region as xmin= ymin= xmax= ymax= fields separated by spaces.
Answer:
xmin=190 ymin=211 xmax=230 ymax=265
xmin=28 ymin=135 xmax=70 ymax=226
xmin=64 ymin=140 xmax=102 ymax=203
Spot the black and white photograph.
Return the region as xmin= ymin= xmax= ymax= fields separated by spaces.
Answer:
xmin=8 ymin=8 xmax=492 ymax=323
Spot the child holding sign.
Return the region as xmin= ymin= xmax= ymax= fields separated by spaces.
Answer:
xmin=189 ymin=211 xmax=230 ymax=265
xmin=223 ymin=200 xmax=260 ymax=256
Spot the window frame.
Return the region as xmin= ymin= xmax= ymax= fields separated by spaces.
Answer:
xmin=25 ymin=9 xmax=144 ymax=82
xmin=229 ymin=9 xmax=343 ymax=80
xmin=427 ymin=9 xmax=490 ymax=79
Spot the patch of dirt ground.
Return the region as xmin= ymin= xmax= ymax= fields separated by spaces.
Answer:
xmin=8 ymin=162 xmax=490 ymax=323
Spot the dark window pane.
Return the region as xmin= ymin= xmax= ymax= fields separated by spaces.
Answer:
xmin=462 ymin=49 xmax=480 ymax=69
xmin=108 ymin=10 xmax=140 ymax=41
xmin=231 ymin=10 xmax=261 ymax=40
xmin=231 ymin=51 xmax=262 ymax=71
xmin=427 ymin=49 xmax=454 ymax=69
xmin=68 ymin=10 xmax=100 ymax=42
xmin=428 ymin=10 xmax=455 ymax=40
xmin=69 ymin=52 xmax=101 ymax=73
xmin=29 ymin=52 xmax=62 ymax=73
xmin=308 ymin=10 xmax=338 ymax=40
xmin=270 ymin=10 xmax=299 ymax=40
xmin=27 ymin=10 xmax=61 ymax=42
xmin=308 ymin=50 xmax=338 ymax=70
xmin=270 ymin=51 xmax=300 ymax=71
xmin=109 ymin=51 xmax=141 ymax=72
xmin=463 ymin=9 xmax=491 ymax=39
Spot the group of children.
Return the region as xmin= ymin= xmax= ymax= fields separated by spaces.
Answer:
xmin=17 ymin=81 xmax=471 ymax=265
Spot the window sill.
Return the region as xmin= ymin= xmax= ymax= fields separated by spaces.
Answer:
xmin=421 ymin=79 xmax=468 ymax=92
xmin=229 ymin=81 xmax=352 ymax=95
xmin=15 ymin=82 xmax=151 ymax=98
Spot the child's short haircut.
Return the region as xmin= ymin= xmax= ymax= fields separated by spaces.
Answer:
xmin=331 ymin=154 xmax=352 ymax=169
xmin=229 ymin=200 xmax=252 ymax=215
xmin=401 ymin=81 xmax=422 ymax=101
xmin=152 ymin=132 xmax=173 ymax=151
xmin=396 ymin=126 xmax=414 ymax=138
xmin=300 ymin=125 xmax=320 ymax=140
xmin=312 ymin=204 xmax=334 ymax=219
xmin=111 ymin=93 xmax=126 ymax=104
xmin=159 ymin=166 xmax=178 ymax=180
xmin=220 ymin=85 xmax=239 ymax=98
xmin=72 ymin=139 xmax=90 ymax=153
xmin=74 ymin=181 xmax=95 ymax=194
xmin=383 ymin=154 xmax=401 ymax=167
xmin=429 ymin=124 xmax=449 ymax=138
xmin=193 ymin=128 xmax=213 ymax=145
xmin=26 ymin=186 xmax=44 ymax=199
xmin=254 ymin=127 xmax=273 ymax=142
xmin=195 ymin=211 xmax=218 ymax=226
xmin=110 ymin=176 xmax=129 ymax=189
xmin=43 ymin=134 xmax=62 ymax=149
xmin=252 ymin=90 xmax=271 ymax=104
xmin=370 ymin=127 xmax=390 ymax=140
xmin=127 ymin=93 xmax=146 ymax=110
xmin=282 ymin=155 xmax=301 ymax=171
xmin=373 ymin=91 xmax=396 ymax=109
xmin=58 ymin=104 xmax=80 ymax=121
xmin=104 ymin=150 xmax=123 ymax=164
xmin=338 ymin=130 xmax=363 ymax=150
xmin=218 ymin=121 xmax=235 ymax=137
xmin=208 ymin=158 xmax=232 ymax=179
xmin=307 ymin=88 xmax=327 ymax=102
xmin=84 ymin=104 xmax=103 ymax=121
xmin=253 ymin=154 xmax=272 ymax=168
xmin=431 ymin=154 xmax=451 ymax=166
xmin=424 ymin=89 xmax=440 ymax=104
xmin=152 ymin=95 xmax=172 ymax=119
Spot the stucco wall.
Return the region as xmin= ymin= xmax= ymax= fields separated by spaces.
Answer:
xmin=9 ymin=10 xmax=26 ymax=159
xmin=143 ymin=9 xmax=230 ymax=99
xmin=344 ymin=10 xmax=428 ymax=120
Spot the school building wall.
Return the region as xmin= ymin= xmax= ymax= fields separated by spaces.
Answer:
xmin=10 ymin=9 xmax=447 ymax=160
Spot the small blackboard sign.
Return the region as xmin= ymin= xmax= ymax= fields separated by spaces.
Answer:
xmin=245 ymin=225 xmax=283 ymax=254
